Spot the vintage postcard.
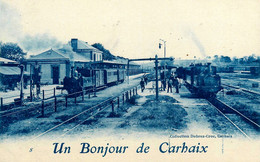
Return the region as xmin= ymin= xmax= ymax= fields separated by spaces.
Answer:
xmin=0 ymin=0 xmax=259 ymax=161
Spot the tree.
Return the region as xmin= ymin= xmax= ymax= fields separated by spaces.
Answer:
xmin=224 ymin=56 xmax=231 ymax=63
xmin=92 ymin=43 xmax=116 ymax=60
xmin=213 ymin=55 xmax=219 ymax=63
xmin=232 ymin=56 xmax=239 ymax=64
xmin=239 ymin=57 xmax=245 ymax=64
xmin=247 ymin=54 xmax=257 ymax=64
xmin=0 ymin=42 xmax=26 ymax=62
xmin=218 ymin=55 xmax=231 ymax=63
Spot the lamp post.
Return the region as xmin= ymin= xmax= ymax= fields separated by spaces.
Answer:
xmin=159 ymin=39 xmax=167 ymax=90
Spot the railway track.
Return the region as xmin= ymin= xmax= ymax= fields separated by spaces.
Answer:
xmin=1 ymin=74 xmax=145 ymax=115
xmin=207 ymin=97 xmax=260 ymax=139
xmin=0 ymin=73 xmax=146 ymax=136
xmin=0 ymin=86 xmax=106 ymax=117
xmin=222 ymin=83 xmax=260 ymax=97
xmin=28 ymin=84 xmax=140 ymax=139
xmin=32 ymin=96 xmax=114 ymax=139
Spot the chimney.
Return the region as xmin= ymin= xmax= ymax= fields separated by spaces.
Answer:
xmin=71 ymin=38 xmax=78 ymax=52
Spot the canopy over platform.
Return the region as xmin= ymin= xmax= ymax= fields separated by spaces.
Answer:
xmin=0 ymin=57 xmax=17 ymax=64
xmin=0 ymin=66 xmax=29 ymax=75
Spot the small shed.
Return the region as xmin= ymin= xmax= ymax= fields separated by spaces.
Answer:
xmin=0 ymin=57 xmax=29 ymax=90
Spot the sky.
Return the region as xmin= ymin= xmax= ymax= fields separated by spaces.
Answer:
xmin=0 ymin=0 xmax=260 ymax=59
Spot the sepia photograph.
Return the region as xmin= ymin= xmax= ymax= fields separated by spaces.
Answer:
xmin=0 ymin=0 xmax=259 ymax=161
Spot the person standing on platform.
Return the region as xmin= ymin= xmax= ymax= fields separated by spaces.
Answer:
xmin=167 ymin=78 xmax=173 ymax=93
xmin=144 ymin=75 xmax=148 ymax=85
xmin=173 ymin=77 xmax=179 ymax=93
xmin=140 ymin=78 xmax=145 ymax=92
xmin=178 ymin=78 xmax=183 ymax=89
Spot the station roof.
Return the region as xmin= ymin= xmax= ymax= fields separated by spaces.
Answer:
xmin=57 ymin=47 xmax=91 ymax=62
xmin=99 ymin=60 xmax=126 ymax=65
xmin=27 ymin=48 xmax=92 ymax=63
xmin=94 ymin=60 xmax=140 ymax=66
xmin=71 ymin=40 xmax=102 ymax=53
xmin=27 ymin=49 xmax=69 ymax=61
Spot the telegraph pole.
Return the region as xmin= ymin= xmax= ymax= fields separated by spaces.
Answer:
xmin=127 ymin=59 xmax=130 ymax=84
xmin=35 ymin=63 xmax=41 ymax=98
xmin=93 ymin=64 xmax=97 ymax=97
xmin=155 ymin=55 xmax=159 ymax=100
xmin=30 ymin=64 xmax=32 ymax=101
xmin=19 ymin=64 xmax=24 ymax=105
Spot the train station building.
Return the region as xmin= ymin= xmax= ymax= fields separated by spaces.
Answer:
xmin=26 ymin=38 xmax=103 ymax=85
xmin=25 ymin=38 xmax=141 ymax=85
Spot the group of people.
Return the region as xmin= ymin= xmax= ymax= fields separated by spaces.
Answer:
xmin=139 ymin=73 xmax=181 ymax=94
xmin=164 ymin=76 xmax=180 ymax=93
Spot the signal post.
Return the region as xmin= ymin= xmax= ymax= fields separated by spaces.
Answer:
xmin=127 ymin=55 xmax=173 ymax=100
